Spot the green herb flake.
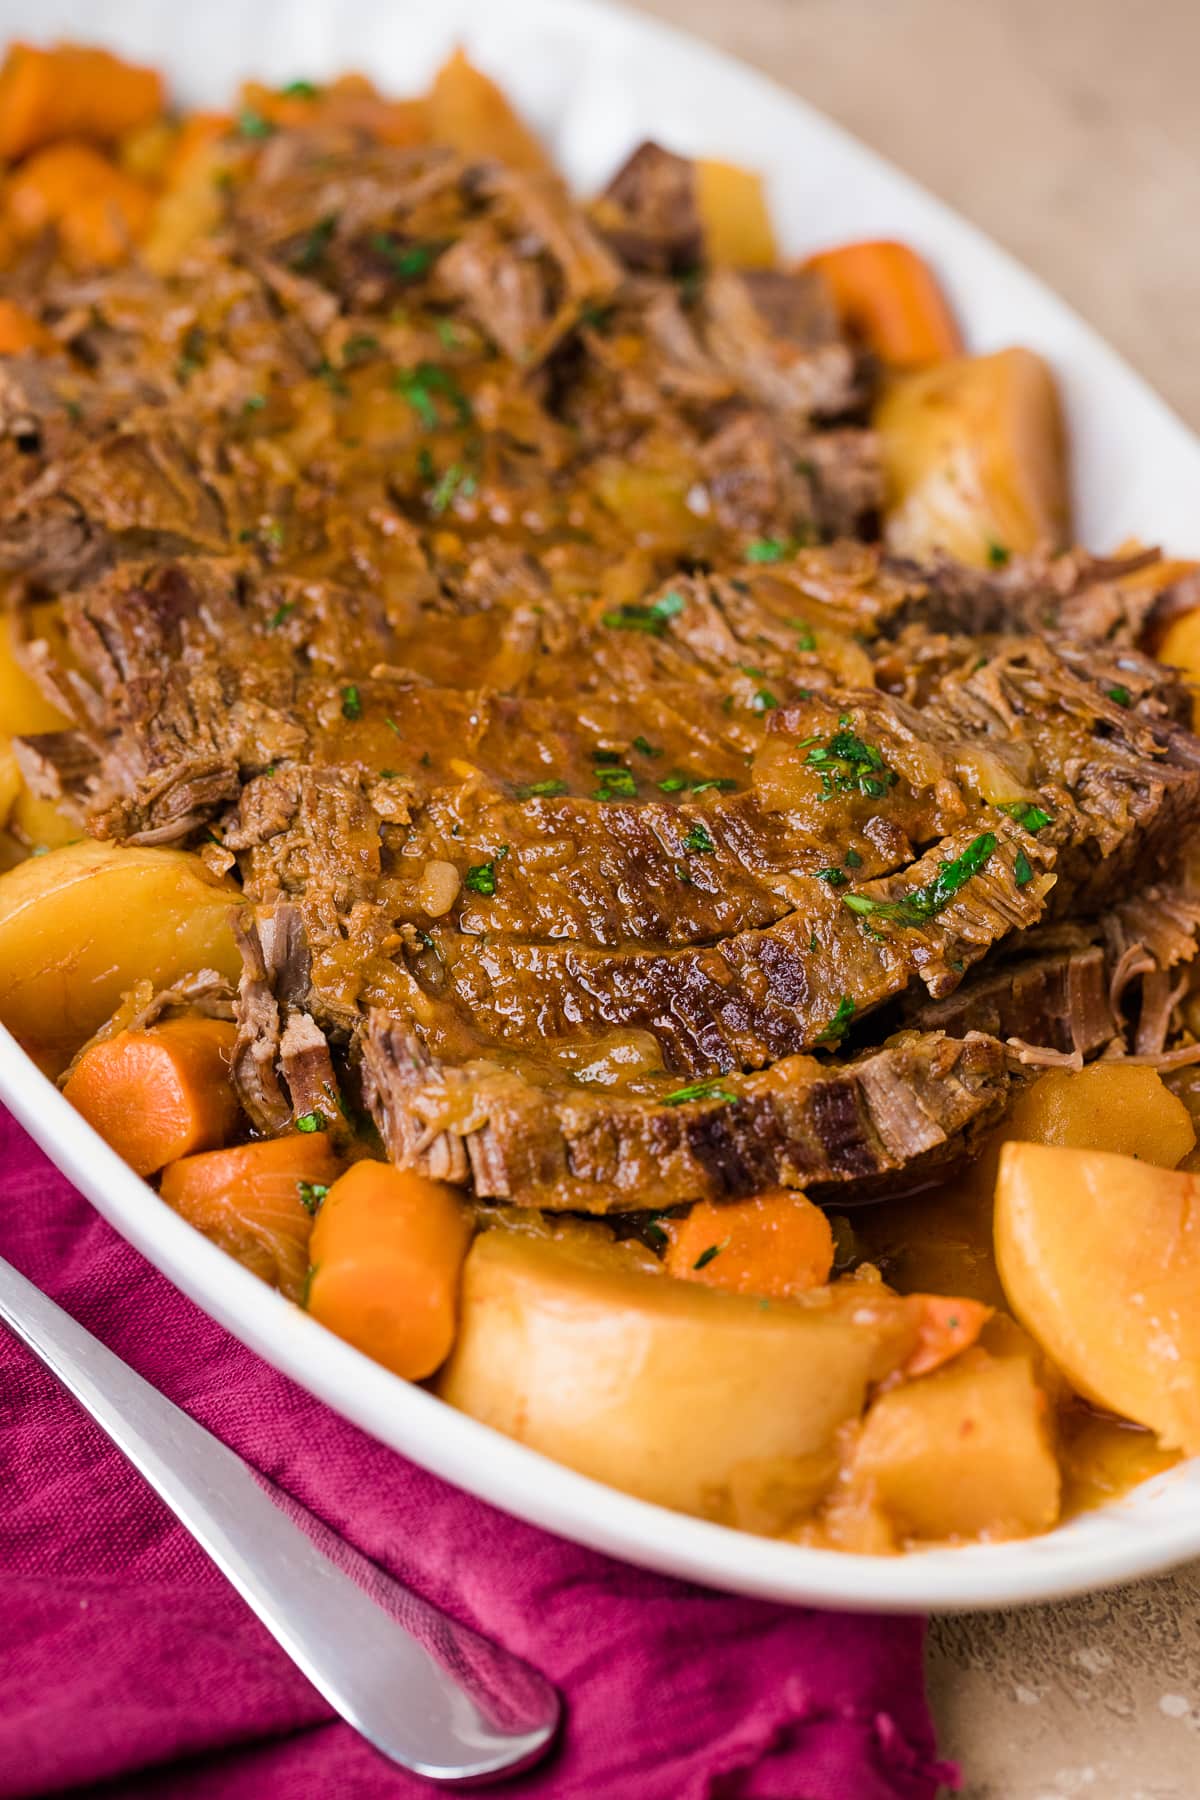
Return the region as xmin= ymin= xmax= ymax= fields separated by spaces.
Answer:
xmin=393 ymin=360 xmax=472 ymax=429
xmin=372 ymin=234 xmax=441 ymax=280
xmin=517 ymin=777 xmax=569 ymax=798
xmin=663 ymin=1077 xmax=739 ymax=1106
xmin=792 ymin=623 xmax=817 ymax=651
xmin=1106 ymin=684 xmax=1132 ymax=707
xmin=842 ymin=831 xmax=998 ymax=928
xmin=435 ymin=316 xmax=462 ymax=349
xmin=296 ymin=1180 xmax=328 ymax=1214
xmin=689 ymin=777 xmax=737 ymax=795
xmin=429 ymin=461 xmax=476 ymax=514
xmin=290 ymin=213 xmax=336 ymax=272
xmin=996 ymin=801 xmax=1053 ymax=833
xmin=844 ymin=847 xmax=863 ymax=868
xmin=174 ymin=324 xmax=207 ymax=384
xmin=693 ymin=1242 xmax=727 ymax=1271
xmin=242 ymin=393 xmax=267 ymax=414
xmin=682 ymin=822 xmax=716 ymax=854
xmin=341 ymin=684 xmax=362 ymax=721
xmin=657 ymin=774 xmax=688 ymax=794
xmin=751 ymin=687 xmax=779 ymax=713
xmin=266 ymin=601 xmax=296 ymax=629
xmin=282 ymin=78 xmax=320 ymax=97
xmin=295 ymin=1110 xmax=328 ymax=1133
xmin=816 ymin=995 xmax=856 ymax=1044
xmin=237 ymin=108 xmax=276 ymax=139
xmin=1013 ymin=848 xmax=1034 ymax=888
xmin=987 ymin=540 xmax=1011 ymax=568
xmin=594 ymin=766 xmax=637 ymax=801
xmin=464 ymin=860 xmax=498 ymax=896
xmin=632 ymin=735 xmax=661 ymax=757
xmin=643 ymin=1221 xmax=669 ymax=1251
xmin=805 ymin=724 xmax=897 ymax=803
xmin=745 ymin=537 xmax=793 ymax=564
xmin=675 ymin=862 xmax=694 ymax=884
xmin=601 ymin=590 xmax=685 ymax=636
xmin=816 ymin=866 xmax=848 ymax=887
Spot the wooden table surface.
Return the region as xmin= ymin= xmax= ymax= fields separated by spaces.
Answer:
xmin=626 ymin=3 xmax=1200 ymax=1793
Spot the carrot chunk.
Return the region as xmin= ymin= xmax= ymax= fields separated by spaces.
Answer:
xmin=0 ymin=43 xmax=165 ymax=160
xmin=903 ymin=1294 xmax=993 ymax=1378
xmin=664 ymin=1190 xmax=834 ymax=1299
xmin=6 ymin=141 xmax=153 ymax=267
xmin=307 ymin=1161 xmax=473 ymax=1379
xmin=801 ymin=239 xmax=962 ymax=367
xmin=0 ymin=298 xmax=54 ymax=355
xmin=64 ymin=1018 xmax=240 ymax=1176
xmin=160 ymin=1133 xmax=342 ymax=1301
xmin=427 ymin=49 xmax=549 ymax=173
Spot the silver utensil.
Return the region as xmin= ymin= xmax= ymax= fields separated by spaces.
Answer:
xmin=0 ymin=1253 xmax=559 ymax=1784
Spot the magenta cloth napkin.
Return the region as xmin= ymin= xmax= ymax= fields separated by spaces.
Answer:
xmin=0 ymin=1107 xmax=956 ymax=1800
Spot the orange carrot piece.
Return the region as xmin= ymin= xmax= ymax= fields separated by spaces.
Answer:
xmin=903 ymin=1294 xmax=993 ymax=1378
xmin=6 ymin=141 xmax=153 ymax=268
xmin=307 ymin=1161 xmax=472 ymax=1379
xmin=64 ymin=1017 xmax=240 ymax=1176
xmin=427 ymin=49 xmax=550 ymax=173
xmin=237 ymin=77 xmax=427 ymax=149
xmin=0 ymin=43 xmax=165 ymax=161
xmin=664 ymin=1190 xmax=834 ymax=1299
xmin=802 ymin=239 xmax=962 ymax=368
xmin=161 ymin=111 xmax=233 ymax=187
xmin=159 ymin=1133 xmax=342 ymax=1301
xmin=0 ymin=298 xmax=54 ymax=355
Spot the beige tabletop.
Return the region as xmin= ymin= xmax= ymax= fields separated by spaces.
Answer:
xmin=626 ymin=1 xmax=1200 ymax=1794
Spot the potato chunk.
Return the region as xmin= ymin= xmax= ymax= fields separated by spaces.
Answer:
xmin=438 ymin=1231 xmax=924 ymax=1517
xmin=995 ymin=1141 xmax=1200 ymax=1452
xmin=877 ymin=347 xmax=1069 ymax=566
xmin=850 ymin=1347 xmax=1060 ymax=1543
xmin=0 ymin=840 xmax=244 ymax=1072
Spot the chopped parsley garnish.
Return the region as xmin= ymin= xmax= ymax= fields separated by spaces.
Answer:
xmin=282 ymin=79 xmax=320 ymax=97
xmin=429 ymin=462 xmax=476 ymax=513
xmin=242 ymin=393 xmax=267 ymax=414
xmin=316 ymin=357 xmax=349 ymax=397
xmin=384 ymin=716 xmax=402 ymax=736
xmin=601 ymin=590 xmax=685 ymax=635
xmin=435 ymin=316 xmax=463 ymax=349
xmin=594 ymin=766 xmax=637 ymax=801
xmin=790 ymin=621 xmax=817 ymax=651
xmin=643 ymin=1221 xmax=669 ymax=1251
xmin=805 ymin=723 xmax=897 ymax=802
xmin=343 ymin=333 xmax=379 ymax=362
xmin=987 ymin=540 xmax=1011 ymax=568
xmin=238 ymin=108 xmax=275 ymax=139
xmin=663 ymin=1077 xmax=739 ymax=1106
xmin=266 ymin=601 xmax=296 ymax=629
xmin=842 ymin=831 xmax=998 ymax=927
xmin=1014 ymin=848 xmax=1034 ymax=888
xmin=295 ymin=1110 xmax=327 ymax=1133
xmin=1106 ymin=684 xmax=1132 ymax=707
xmin=745 ymin=537 xmax=794 ymax=564
xmin=341 ymin=684 xmax=362 ymax=721
xmin=816 ymin=995 xmax=856 ymax=1044
xmin=516 ymin=777 xmax=568 ymax=798
xmin=371 ymin=234 xmax=442 ymax=280
xmin=296 ymin=1180 xmax=328 ymax=1214
xmin=996 ymin=801 xmax=1053 ymax=833
xmin=816 ymin=867 xmax=848 ymax=887
xmin=658 ymin=774 xmax=687 ymax=793
xmin=393 ymin=361 xmax=473 ymax=429
xmin=633 ymin=735 xmax=661 ymax=757
xmin=844 ymin=847 xmax=863 ymax=868
xmin=290 ymin=213 xmax=336 ymax=271
xmin=751 ymin=687 xmax=779 ymax=713
xmin=464 ymin=860 xmax=498 ymax=895
xmin=682 ymin=822 xmax=716 ymax=854
xmin=693 ymin=1242 xmax=727 ymax=1271
xmin=689 ymin=777 xmax=737 ymax=795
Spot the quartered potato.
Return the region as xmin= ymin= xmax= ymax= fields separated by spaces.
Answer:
xmin=877 ymin=347 xmax=1070 ymax=566
xmin=438 ymin=1231 xmax=924 ymax=1517
xmin=995 ymin=1142 xmax=1200 ymax=1453
xmin=0 ymin=840 xmax=245 ymax=1072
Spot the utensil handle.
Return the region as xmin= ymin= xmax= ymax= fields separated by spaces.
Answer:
xmin=0 ymin=1255 xmax=557 ymax=1783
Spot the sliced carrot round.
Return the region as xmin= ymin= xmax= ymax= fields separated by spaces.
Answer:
xmin=664 ymin=1190 xmax=834 ymax=1299
xmin=64 ymin=1017 xmax=240 ymax=1176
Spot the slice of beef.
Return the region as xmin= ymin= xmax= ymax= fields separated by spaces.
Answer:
xmin=699 ymin=268 xmax=865 ymax=419
xmin=361 ymin=1016 xmax=1018 ymax=1211
xmin=905 ymin=944 xmax=1116 ymax=1058
xmin=425 ymin=819 xmax=1051 ymax=1075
